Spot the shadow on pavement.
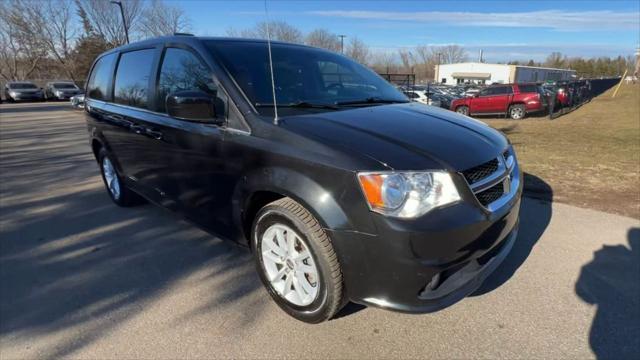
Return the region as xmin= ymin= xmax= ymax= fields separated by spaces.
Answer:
xmin=575 ymin=228 xmax=640 ymax=359
xmin=0 ymin=109 xmax=264 ymax=357
xmin=473 ymin=173 xmax=553 ymax=296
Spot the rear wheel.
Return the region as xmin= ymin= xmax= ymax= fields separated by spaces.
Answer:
xmin=98 ymin=148 xmax=145 ymax=207
xmin=509 ymin=104 xmax=526 ymax=120
xmin=252 ymin=198 xmax=344 ymax=323
xmin=456 ymin=105 xmax=469 ymax=116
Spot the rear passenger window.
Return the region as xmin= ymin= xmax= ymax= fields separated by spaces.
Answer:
xmin=518 ymin=85 xmax=537 ymax=93
xmin=485 ymin=86 xmax=510 ymax=95
xmin=87 ymin=53 xmax=116 ymax=101
xmin=157 ymin=48 xmax=217 ymax=113
xmin=114 ymin=49 xmax=155 ymax=109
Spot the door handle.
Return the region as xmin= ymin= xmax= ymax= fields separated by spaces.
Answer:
xmin=145 ymin=128 xmax=163 ymax=140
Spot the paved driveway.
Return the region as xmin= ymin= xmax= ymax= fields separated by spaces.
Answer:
xmin=1 ymin=102 xmax=638 ymax=359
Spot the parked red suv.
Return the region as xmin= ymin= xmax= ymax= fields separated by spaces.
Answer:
xmin=450 ymin=84 xmax=546 ymax=120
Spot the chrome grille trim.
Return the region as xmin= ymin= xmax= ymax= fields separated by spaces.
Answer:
xmin=460 ymin=147 xmax=519 ymax=212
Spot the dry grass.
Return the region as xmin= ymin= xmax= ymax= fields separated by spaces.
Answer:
xmin=483 ymin=83 xmax=640 ymax=219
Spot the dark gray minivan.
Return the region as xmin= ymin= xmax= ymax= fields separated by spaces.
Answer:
xmin=85 ymin=35 xmax=522 ymax=323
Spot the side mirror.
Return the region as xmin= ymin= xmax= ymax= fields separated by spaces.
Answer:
xmin=166 ymin=90 xmax=225 ymax=124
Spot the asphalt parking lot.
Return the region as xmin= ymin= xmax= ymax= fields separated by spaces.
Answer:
xmin=1 ymin=102 xmax=639 ymax=359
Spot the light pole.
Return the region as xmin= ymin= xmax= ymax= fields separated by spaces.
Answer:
xmin=110 ymin=0 xmax=129 ymax=44
xmin=338 ymin=35 xmax=346 ymax=54
xmin=435 ymin=52 xmax=442 ymax=83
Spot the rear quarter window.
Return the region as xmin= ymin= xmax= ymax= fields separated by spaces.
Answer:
xmin=87 ymin=53 xmax=116 ymax=101
xmin=114 ymin=49 xmax=156 ymax=109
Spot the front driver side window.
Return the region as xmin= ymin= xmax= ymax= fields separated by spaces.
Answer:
xmin=157 ymin=48 xmax=221 ymax=114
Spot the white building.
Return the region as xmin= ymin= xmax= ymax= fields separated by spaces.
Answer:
xmin=434 ymin=62 xmax=576 ymax=85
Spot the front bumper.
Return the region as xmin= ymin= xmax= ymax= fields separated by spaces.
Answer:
xmin=55 ymin=93 xmax=78 ymax=100
xmin=328 ymin=166 xmax=523 ymax=313
xmin=11 ymin=93 xmax=43 ymax=101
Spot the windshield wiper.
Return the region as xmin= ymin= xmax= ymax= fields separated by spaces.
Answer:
xmin=335 ymin=97 xmax=409 ymax=106
xmin=255 ymin=101 xmax=338 ymax=110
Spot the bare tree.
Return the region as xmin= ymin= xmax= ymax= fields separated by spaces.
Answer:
xmin=437 ymin=45 xmax=468 ymax=64
xmin=345 ymin=37 xmax=370 ymax=65
xmin=227 ymin=21 xmax=303 ymax=43
xmin=545 ymin=51 xmax=567 ymax=69
xmin=0 ymin=1 xmax=48 ymax=80
xmin=412 ymin=45 xmax=439 ymax=80
xmin=305 ymin=29 xmax=340 ymax=52
xmin=5 ymin=0 xmax=79 ymax=81
xmin=398 ymin=49 xmax=415 ymax=73
xmin=139 ymin=0 xmax=190 ymax=38
xmin=370 ymin=51 xmax=397 ymax=73
xmin=75 ymin=0 xmax=144 ymax=46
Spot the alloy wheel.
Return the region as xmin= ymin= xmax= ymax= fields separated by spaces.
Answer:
xmin=511 ymin=107 xmax=524 ymax=119
xmin=102 ymin=157 xmax=121 ymax=200
xmin=260 ymin=223 xmax=319 ymax=306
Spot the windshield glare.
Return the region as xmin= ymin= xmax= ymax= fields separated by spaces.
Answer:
xmin=53 ymin=83 xmax=77 ymax=89
xmin=207 ymin=41 xmax=407 ymax=116
xmin=9 ymin=83 xmax=38 ymax=89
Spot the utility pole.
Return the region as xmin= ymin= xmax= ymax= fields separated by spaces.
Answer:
xmin=338 ymin=35 xmax=346 ymax=54
xmin=435 ymin=52 xmax=442 ymax=83
xmin=110 ymin=0 xmax=129 ymax=44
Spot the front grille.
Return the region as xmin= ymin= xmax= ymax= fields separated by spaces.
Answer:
xmin=476 ymin=182 xmax=505 ymax=206
xmin=462 ymin=159 xmax=499 ymax=184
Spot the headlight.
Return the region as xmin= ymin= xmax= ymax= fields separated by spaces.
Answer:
xmin=55 ymin=90 xmax=63 ymax=96
xmin=9 ymin=91 xmax=17 ymax=96
xmin=357 ymin=171 xmax=461 ymax=218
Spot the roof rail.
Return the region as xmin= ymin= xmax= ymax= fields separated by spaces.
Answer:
xmin=173 ymin=32 xmax=194 ymax=36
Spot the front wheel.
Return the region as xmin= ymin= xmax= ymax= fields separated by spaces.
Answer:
xmin=456 ymin=105 xmax=469 ymax=116
xmin=252 ymin=198 xmax=344 ymax=323
xmin=509 ymin=104 xmax=526 ymax=120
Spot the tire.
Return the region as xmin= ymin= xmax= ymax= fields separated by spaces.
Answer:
xmin=98 ymin=148 xmax=145 ymax=207
xmin=509 ymin=104 xmax=526 ymax=120
xmin=456 ymin=105 xmax=469 ymax=116
xmin=252 ymin=197 xmax=344 ymax=323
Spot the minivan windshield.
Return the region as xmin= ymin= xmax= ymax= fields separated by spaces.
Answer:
xmin=53 ymin=83 xmax=77 ymax=89
xmin=207 ymin=41 xmax=408 ymax=116
xmin=9 ymin=83 xmax=38 ymax=89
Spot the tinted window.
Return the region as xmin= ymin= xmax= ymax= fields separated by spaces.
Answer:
xmin=482 ymin=86 xmax=510 ymax=96
xmin=518 ymin=85 xmax=537 ymax=93
xmin=207 ymin=41 xmax=407 ymax=116
xmin=87 ymin=53 xmax=116 ymax=100
xmin=157 ymin=48 xmax=217 ymax=113
xmin=53 ymin=83 xmax=77 ymax=89
xmin=114 ymin=49 xmax=155 ymax=108
xmin=9 ymin=83 xmax=38 ymax=89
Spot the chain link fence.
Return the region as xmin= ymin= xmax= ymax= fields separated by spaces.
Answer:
xmin=548 ymin=77 xmax=620 ymax=120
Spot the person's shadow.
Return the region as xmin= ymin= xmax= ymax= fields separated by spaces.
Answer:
xmin=575 ymin=228 xmax=640 ymax=359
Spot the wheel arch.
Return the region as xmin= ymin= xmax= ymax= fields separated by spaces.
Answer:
xmin=91 ymin=138 xmax=103 ymax=161
xmin=233 ymin=167 xmax=353 ymax=247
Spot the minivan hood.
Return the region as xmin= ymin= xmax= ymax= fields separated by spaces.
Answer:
xmin=282 ymin=103 xmax=508 ymax=171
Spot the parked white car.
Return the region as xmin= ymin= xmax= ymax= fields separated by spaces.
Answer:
xmin=403 ymin=90 xmax=442 ymax=107
xmin=404 ymin=90 xmax=428 ymax=104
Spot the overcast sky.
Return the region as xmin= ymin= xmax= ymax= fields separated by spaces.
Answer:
xmin=175 ymin=0 xmax=640 ymax=62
